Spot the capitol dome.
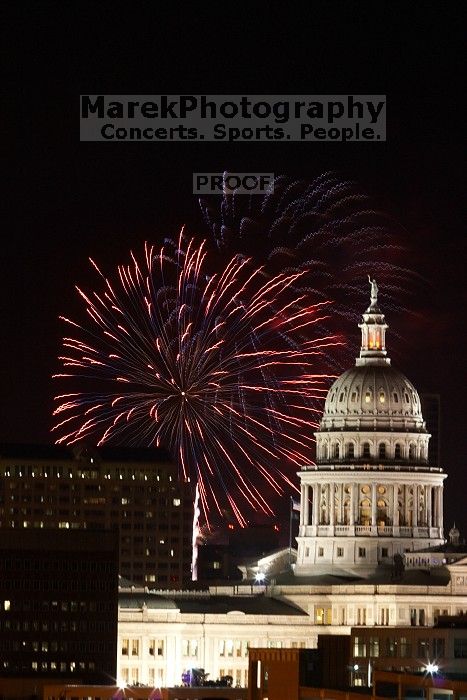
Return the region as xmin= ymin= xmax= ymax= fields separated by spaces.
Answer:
xmin=295 ymin=277 xmax=446 ymax=578
xmin=321 ymin=364 xmax=425 ymax=432
xmin=315 ymin=278 xmax=429 ymax=463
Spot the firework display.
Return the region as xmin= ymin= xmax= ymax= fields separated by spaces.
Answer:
xmin=200 ymin=172 xmax=417 ymax=338
xmin=53 ymin=233 xmax=339 ymax=525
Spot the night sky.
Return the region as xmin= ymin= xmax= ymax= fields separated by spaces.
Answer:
xmin=3 ymin=6 xmax=466 ymax=531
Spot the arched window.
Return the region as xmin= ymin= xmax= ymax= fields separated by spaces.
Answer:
xmin=365 ymin=390 xmax=372 ymax=404
xmin=322 ymin=443 xmax=328 ymax=460
xmin=347 ymin=443 xmax=355 ymax=459
xmin=379 ymin=443 xmax=386 ymax=459
xmin=395 ymin=443 xmax=402 ymax=459
xmin=409 ymin=444 xmax=416 ymax=460
xmin=333 ymin=443 xmax=340 ymax=459
xmin=377 ymin=498 xmax=388 ymax=525
xmin=363 ymin=442 xmax=370 ymax=458
xmin=393 ymin=392 xmax=399 ymax=403
xmin=359 ymin=498 xmax=371 ymax=526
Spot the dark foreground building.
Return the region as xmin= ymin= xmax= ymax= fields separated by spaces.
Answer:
xmin=0 ymin=528 xmax=118 ymax=693
xmin=0 ymin=444 xmax=193 ymax=587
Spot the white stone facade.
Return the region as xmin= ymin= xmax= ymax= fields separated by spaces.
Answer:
xmin=117 ymin=567 xmax=467 ymax=688
xmin=295 ymin=285 xmax=446 ymax=576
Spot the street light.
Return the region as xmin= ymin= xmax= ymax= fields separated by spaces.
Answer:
xmin=426 ymin=662 xmax=439 ymax=674
xmin=255 ymin=572 xmax=266 ymax=583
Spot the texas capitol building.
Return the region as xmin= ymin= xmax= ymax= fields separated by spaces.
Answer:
xmin=116 ymin=282 xmax=467 ymax=688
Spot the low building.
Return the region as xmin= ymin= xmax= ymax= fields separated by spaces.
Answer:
xmin=117 ymin=556 xmax=467 ymax=691
xmin=350 ymin=622 xmax=467 ymax=685
xmin=117 ymin=586 xmax=311 ymax=688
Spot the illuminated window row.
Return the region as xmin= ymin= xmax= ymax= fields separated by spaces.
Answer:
xmin=0 ymin=619 xmax=114 ymax=633
xmin=1 ymin=598 xmax=111 ymax=612
xmin=0 ymin=465 xmax=168 ymax=481
xmin=121 ymin=638 xmax=165 ymax=657
xmin=0 ymin=660 xmax=97 ymax=673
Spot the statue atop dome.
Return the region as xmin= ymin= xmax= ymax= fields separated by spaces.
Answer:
xmin=368 ymin=274 xmax=378 ymax=307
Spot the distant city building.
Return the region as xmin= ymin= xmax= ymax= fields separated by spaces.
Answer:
xmin=0 ymin=445 xmax=193 ymax=587
xmin=0 ymin=528 xmax=118 ymax=690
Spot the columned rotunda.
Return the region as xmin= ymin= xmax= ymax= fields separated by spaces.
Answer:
xmin=295 ymin=279 xmax=446 ymax=576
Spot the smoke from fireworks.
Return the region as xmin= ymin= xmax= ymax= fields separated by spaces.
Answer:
xmin=53 ymin=233 xmax=340 ymax=526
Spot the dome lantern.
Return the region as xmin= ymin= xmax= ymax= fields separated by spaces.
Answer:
xmin=357 ymin=276 xmax=389 ymax=366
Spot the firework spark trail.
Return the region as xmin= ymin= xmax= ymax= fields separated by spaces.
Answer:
xmin=199 ymin=172 xmax=421 ymax=366
xmin=53 ymin=235 xmax=341 ymax=527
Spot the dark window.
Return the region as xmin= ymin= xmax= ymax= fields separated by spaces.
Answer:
xmin=454 ymin=638 xmax=467 ymax=658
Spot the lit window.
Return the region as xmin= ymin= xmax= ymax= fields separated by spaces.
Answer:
xmin=365 ymin=391 xmax=371 ymax=403
xmin=172 ymin=498 xmax=181 ymax=507
xmin=150 ymin=639 xmax=164 ymax=656
xmin=315 ymin=607 xmax=332 ymax=625
xmin=221 ymin=639 xmax=234 ymax=657
xmin=354 ymin=636 xmax=367 ymax=656
xmin=351 ymin=392 xmax=357 ymax=402
xmin=379 ymin=391 xmax=385 ymax=403
xmin=4 ymin=600 xmax=10 ymax=611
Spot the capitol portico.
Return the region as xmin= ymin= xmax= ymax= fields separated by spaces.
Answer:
xmin=295 ymin=279 xmax=446 ymax=576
